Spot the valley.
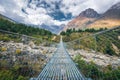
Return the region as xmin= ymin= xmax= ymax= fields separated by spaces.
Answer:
xmin=0 ymin=1 xmax=120 ymax=80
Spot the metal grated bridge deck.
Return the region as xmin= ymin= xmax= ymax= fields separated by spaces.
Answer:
xmin=31 ymin=38 xmax=87 ymax=80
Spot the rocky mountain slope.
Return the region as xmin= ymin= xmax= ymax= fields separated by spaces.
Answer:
xmin=64 ymin=8 xmax=100 ymax=30
xmin=79 ymin=8 xmax=100 ymax=18
xmin=64 ymin=2 xmax=120 ymax=30
xmin=88 ymin=2 xmax=120 ymax=29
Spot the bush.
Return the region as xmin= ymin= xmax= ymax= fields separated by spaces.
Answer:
xmin=16 ymin=49 xmax=21 ymax=54
xmin=74 ymin=55 xmax=120 ymax=80
xmin=0 ymin=70 xmax=14 ymax=80
xmin=17 ymin=76 xmax=28 ymax=80
xmin=1 ymin=47 xmax=7 ymax=51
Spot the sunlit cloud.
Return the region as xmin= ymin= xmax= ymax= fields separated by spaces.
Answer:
xmin=0 ymin=0 xmax=120 ymax=26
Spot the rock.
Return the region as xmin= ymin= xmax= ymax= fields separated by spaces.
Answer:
xmin=68 ymin=49 xmax=120 ymax=67
xmin=28 ymin=41 xmax=35 ymax=48
xmin=118 ymin=36 xmax=120 ymax=40
xmin=79 ymin=8 xmax=100 ymax=18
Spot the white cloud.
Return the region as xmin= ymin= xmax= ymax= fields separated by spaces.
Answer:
xmin=0 ymin=0 xmax=120 ymax=27
xmin=0 ymin=5 xmax=5 ymax=13
xmin=60 ymin=0 xmax=120 ymax=16
xmin=25 ymin=14 xmax=53 ymax=25
xmin=84 ymin=0 xmax=119 ymax=13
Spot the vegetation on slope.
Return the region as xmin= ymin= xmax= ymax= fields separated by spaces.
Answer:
xmin=60 ymin=28 xmax=107 ymax=36
xmin=74 ymin=55 xmax=120 ymax=80
xmin=0 ymin=17 xmax=53 ymax=40
xmin=61 ymin=27 xmax=120 ymax=56
xmin=0 ymin=16 xmax=55 ymax=80
xmin=0 ymin=66 xmax=31 ymax=80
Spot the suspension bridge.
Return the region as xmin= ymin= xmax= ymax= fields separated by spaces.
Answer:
xmin=30 ymin=26 xmax=120 ymax=80
xmin=30 ymin=37 xmax=88 ymax=80
xmin=0 ymin=26 xmax=120 ymax=80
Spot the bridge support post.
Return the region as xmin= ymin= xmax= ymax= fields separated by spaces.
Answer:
xmin=94 ymin=35 xmax=97 ymax=53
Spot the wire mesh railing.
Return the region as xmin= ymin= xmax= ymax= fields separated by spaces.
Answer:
xmin=65 ymin=26 xmax=120 ymax=80
xmin=0 ymin=29 xmax=57 ymax=80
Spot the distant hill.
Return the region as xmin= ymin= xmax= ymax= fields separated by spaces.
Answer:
xmin=39 ymin=24 xmax=64 ymax=34
xmin=0 ymin=13 xmax=61 ymax=34
xmin=0 ymin=14 xmax=53 ymax=40
xmin=64 ymin=2 xmax=120 ymax=30
xmin=0 ymin=14 xmax=16 ymax=23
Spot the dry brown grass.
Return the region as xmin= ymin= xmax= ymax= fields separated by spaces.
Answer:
xmin=65 ymin=17 xmax=96 ymax=30
xmin=1 ymin=47 xmax=7 ymax=51
xmin=64 ymin=17 xmax=120 ymax=30
xmin=88 ymin=19 xmax=120 ymax=29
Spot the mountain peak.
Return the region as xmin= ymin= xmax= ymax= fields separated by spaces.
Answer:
xmin=79 ymin=8 xmax=100 ymax=18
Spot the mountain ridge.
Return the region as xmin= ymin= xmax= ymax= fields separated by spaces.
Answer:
xmin=64 ymin=8 xmax=101 ymax=30
xmin=64 ymin=2 xmax=120 ymax=30
xmin=0 ymin=14 xmax=16 ymax=23
xmin=79 ymin=8 xmax=100 ymax=18
xmin=1 ymin=1 xmax=120 ymax=33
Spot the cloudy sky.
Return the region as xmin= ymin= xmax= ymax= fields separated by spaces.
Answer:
xmin=0 ymin=0 xmax=120 ymax=26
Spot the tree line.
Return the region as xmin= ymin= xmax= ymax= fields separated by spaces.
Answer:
xmin=60 ymin=28 xmax=107 ymax=36
xmin=0 ymin=18 xmax=52 ymax=37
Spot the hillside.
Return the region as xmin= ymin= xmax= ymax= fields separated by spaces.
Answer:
xmin=0 ymin=14 xmax=16 ymax=23
xmin=61 ymin=27 xmax=120 ymax=56
xmin=60 ymin=27 xmax=120 ymax=80
xmin=0 ymin=15 xmax=53 ymax=40
xmin=0 ymin=14 xmax=56 ymax=80
xmin=64 ymin=2 xmax=120 ymax=30
xmin=88 ymin=2 xmax=120 ymax=29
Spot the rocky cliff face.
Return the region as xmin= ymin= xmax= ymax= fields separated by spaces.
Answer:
xmin=79 ymin=8 xmax=100 ymax=18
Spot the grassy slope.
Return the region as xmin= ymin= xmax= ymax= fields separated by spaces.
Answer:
xmin=88 ymin=19 xmax=120 ymax=29
xmin=62 ymin=27 xmax=120 ymax=56
xmin=0 ymin=16 xmax=54 ymax=41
